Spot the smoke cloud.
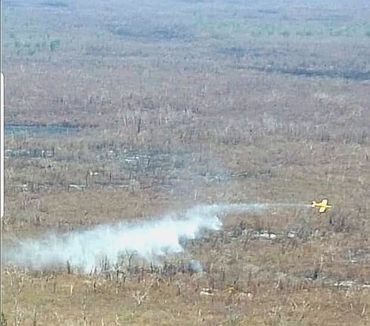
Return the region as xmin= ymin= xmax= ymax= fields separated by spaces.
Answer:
xmin=4 ymin=203 xmax=303 ymax=273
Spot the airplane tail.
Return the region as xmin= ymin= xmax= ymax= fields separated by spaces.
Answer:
xmin=311 ymin=201 xmax=316 ymax=208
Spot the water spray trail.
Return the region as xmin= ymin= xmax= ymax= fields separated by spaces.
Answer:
xmin=4 ymin=203 xmax=308 ymax=272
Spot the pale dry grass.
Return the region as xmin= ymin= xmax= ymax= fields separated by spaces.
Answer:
xmin=2 ymin=0 xmax=370 ymax=324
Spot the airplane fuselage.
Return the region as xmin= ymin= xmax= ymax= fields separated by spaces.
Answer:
xmin=311 ymin=200 xmax=332 ymax=213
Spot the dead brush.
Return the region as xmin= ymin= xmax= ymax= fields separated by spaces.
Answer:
xmin=0 ymin=313 xmax=7 ymax=326
xmin=132 ymin=289 xmax=149 ymax=306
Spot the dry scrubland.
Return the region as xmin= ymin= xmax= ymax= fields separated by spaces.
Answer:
xmin=2 ymin=0 xmax=370 ymax=324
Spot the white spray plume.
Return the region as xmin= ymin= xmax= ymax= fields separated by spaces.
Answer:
xmin=4 ymin=203 xmax=302 ymax=273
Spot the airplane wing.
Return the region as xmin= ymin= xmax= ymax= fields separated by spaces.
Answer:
xmin=322 ymin=199 xmax=328 ymax=205
xmin=319 ymin=206 xmax=326 ymax=213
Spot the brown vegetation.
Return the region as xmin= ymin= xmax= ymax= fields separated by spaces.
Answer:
xmin=2 ymin=0 xmax=370 ymax=324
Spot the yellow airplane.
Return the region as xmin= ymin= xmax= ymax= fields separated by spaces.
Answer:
xmin=311 ymin=199 xmax=332 ymax=213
